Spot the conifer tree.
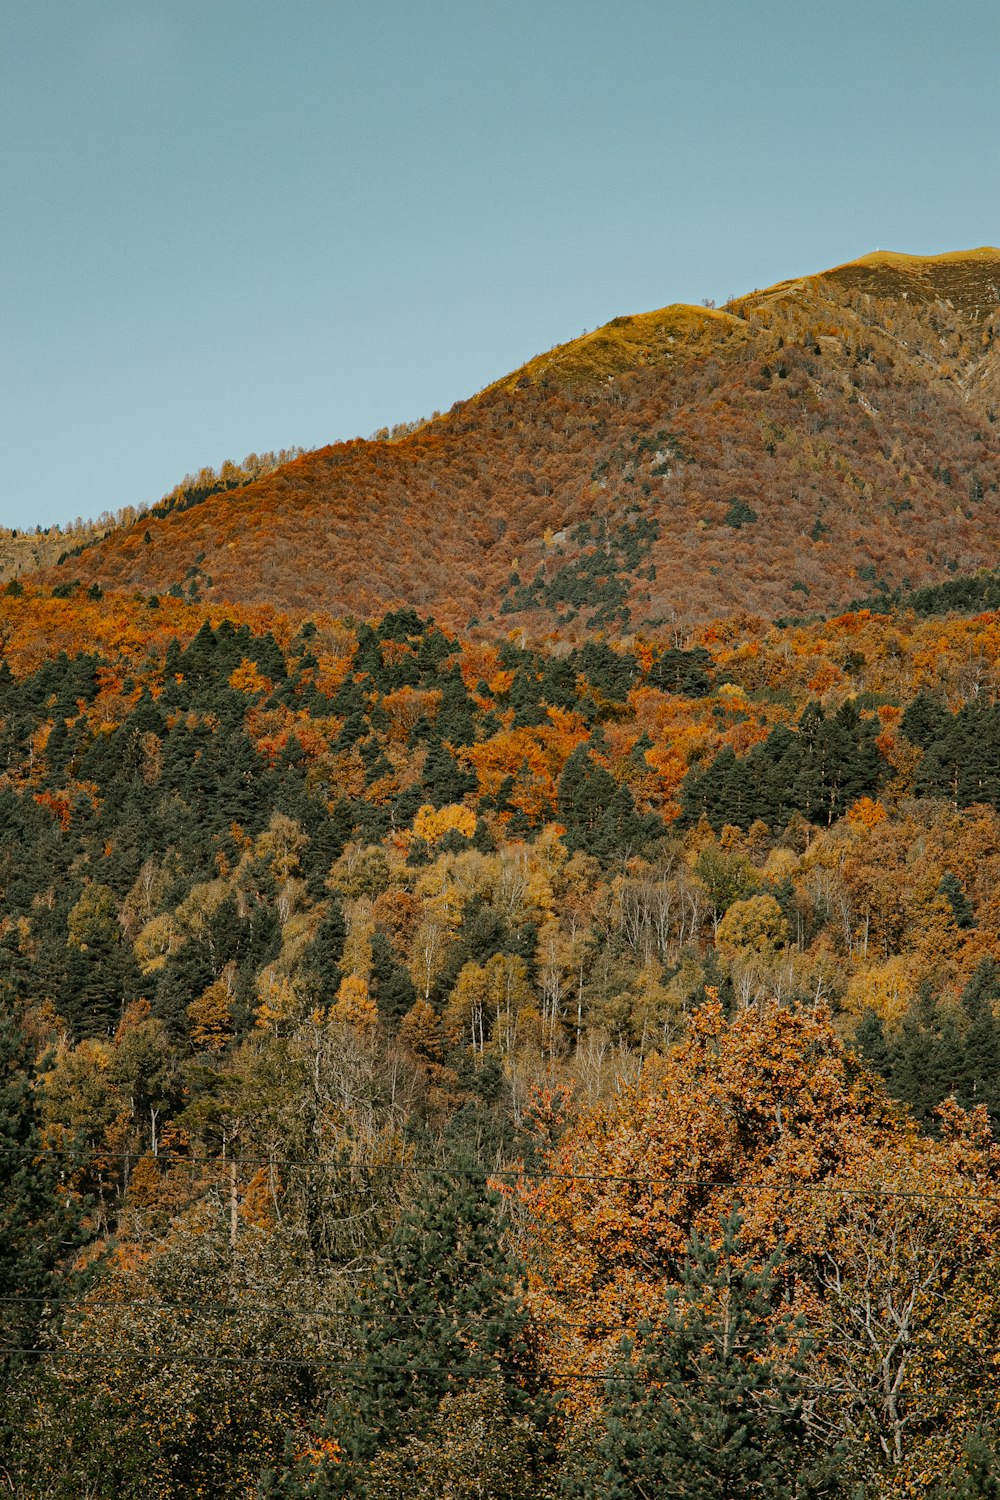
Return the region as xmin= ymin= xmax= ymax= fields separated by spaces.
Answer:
xmin=0 ymin=1009 xmax=84 ymax=1445
xmin=932 ymin=1431 xmax=1000 ymax=1498
xmin=940 ymin=871 xmax=977 ymax=930
xmin=576 ymin=1210 xmax=816 ymax=1500
xmin=557 ymin=745 xmax=655 ymax=864
xmin=854 ymin=1007 xmax=892 ymax=1083
xmin=957 ymin=959 xmax=1000 ymax=1125
xmin=265 ymin=1166 xmax=548 ymax=1496
xmin=890 ymin=983 xmax=964 ymax=1129
xmin=900 ymin=691 xmax=952 ymax=750
xmin=421 ymin=738 xmax=476 ymax=808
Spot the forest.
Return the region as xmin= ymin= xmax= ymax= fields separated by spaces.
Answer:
xmin=4 ymin=574 xmax=1000 ymax=1497
xmin=33 ymin=250 xmax=1000 ymax=638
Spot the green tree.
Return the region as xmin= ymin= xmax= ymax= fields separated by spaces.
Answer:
xmin=0 ymin=1010 xmax=85 ymax=1451
xmin=931 ymin=1431 xmax=1000 ymax=1498
xmin=575 ymin=1210 xmax=817 ymax=1499
xmin=957 ymin=959 xmax=1000 ymax=1127
xmin=939 ymin=871 xmax=977 ymax=930
xmin=890 ymin=983 xmax=965 ymax=1131
xmin=266 ymin=1166 xmax=549 ymax=1496
xmin=854 ymin=1007 xmax=892 ymax=1081
xmin=557 ymin=744 xmax=656 ymax=865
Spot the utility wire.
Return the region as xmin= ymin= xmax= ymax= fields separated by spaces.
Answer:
xmin=3 ymin=1346 xmax=999 ymax=1416
xmin=2 ymin=1295 xmax=998 ymax=1360
xmin=0 ymin=1143 xmax=994 ymax=1207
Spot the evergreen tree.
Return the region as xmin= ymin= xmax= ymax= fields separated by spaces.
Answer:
xmin=955 ymin=703 xmax=1000 ymax=809
xmin=421 ymin=738 xmax=476 ymax=808
xmin=940 ymin=871 xmax=977 ymax=929
xmin=957 ymin=959 xmax=1000 ymax=1125
xmin=576 ymin=642 xmax=639 ymax=702
xmin=854 ymin=1007 xmax=891 ymax=1082
xmin=267 ymin=1167 xmax=547 ymax=1496
xmin=647 ymin=646 xmax=713 ymax=697
xmin=932 ymin=1431 xmax=1000 ymax=1498
xmin=377 ymin=607 xmax=427 ymax=642
xmin=890 ymin=983 xmax=964 ymax=1130
xmin=0 ymin=1010 xmax=85 ymax=1441
xmin=681 ymin=703 xmax=887 ymax=833
xmin=558 ymin=745 xmax=656 ymax=864
xmin=900 ymin=691 xmax=953 ymax=750
xmin=576 ymin=1211 xmax=816 ymax=1500
xmin=370 ymin=930 xmax=417 ymax=1021
xmin=435 ymin=668 xmax=477 ymax=746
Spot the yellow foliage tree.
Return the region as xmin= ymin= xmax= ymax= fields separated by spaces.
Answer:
xmin=186 ymin=975 xmax=234 ymax=1054
xmin=716 ymin=893 xmax=789 ymax=958
xmin=411 ymin=802 xmax=478 ymax=847
xmin=844 ymin=954 xmax=917 ymax=1024
xmin=228 ymin=657 xmax=272 ymax=695
xmin=331 ymin=973 xmax=378 ymax=1031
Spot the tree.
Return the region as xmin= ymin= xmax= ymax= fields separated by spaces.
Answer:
xmin=557 ymin=744 xmax=657 ymax=864
xmin=575 ymin=1211 xmax=815 ymax=1500
xmin=421 ymin=738 xmax=476 ymax=809
xmin=270 ymin=1166 xmax=549 ymax=1495
xmin=931 ymin=1431 xmax=1000 ymax=1498
xmin=0 ymin=1010 xmax=84 ymax=1449
xmin=939 ymin=871 xmax=976 ymax=930
xmin=363 ymin=1378 xmax=558 ymax=1499
xmin=854 ymin=1007 xmax=892 ymax=1081
xmin=716 ymin=892 xmax=788 ymax=958
xmin=889 ymin=983 xmax=965 ymax=1130
xmin=957 ymin=959 xmax=1000 ymax=1127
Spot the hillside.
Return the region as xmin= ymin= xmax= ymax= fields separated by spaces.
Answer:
xmin=8 ymin=577 xmax=1000 ymax=1489
xmin=32 ymin=247 xmax=1000 ymax=635
xmin=0 ymin=518 xmax=122 ymax=582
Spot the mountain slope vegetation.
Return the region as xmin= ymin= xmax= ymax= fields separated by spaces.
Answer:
xmin=4 ymin=579 xmax=1000 ymax=1490
xmin=32 ymin=248 xmax=1000 ymax=637
xmin=8 ymin=249 xmax=1000 ymax=1494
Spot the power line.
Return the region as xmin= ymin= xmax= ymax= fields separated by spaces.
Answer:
xmin=2 ymin=1346 xmax=997 ymax=1416
xmin=0 ymin=1143 xmax=994 ymax=1206
xmin=0 ymin=1295 xmax=996 ymax=1360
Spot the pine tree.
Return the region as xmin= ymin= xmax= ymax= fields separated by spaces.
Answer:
xmin=0 ymin=1009 xmax=85 ymax=1444
xmin=932 ymin=1431 xmax=1000 ymax=1498
xmin=558 ymin=745 xmax=655 ymax=863
xmin=421 ymin=739 xmax=476 ymax=809
xmin=890 ymin=983 xmax=965 ymax=1130
xmin=855 ymin=1007 xmax=891 ymax=1082
xmin=576 ymin=1210 xmax=816 ymax=1500
xmin=900 ymin=691 xmax=952 ymax=750
xmin=958 ymin=959 xmax=1000 ymax=1125
xmin=268 ymin=1167 xmax=548 ymax=1496
xmin=940 ymin=871 xmax=977 ymax=930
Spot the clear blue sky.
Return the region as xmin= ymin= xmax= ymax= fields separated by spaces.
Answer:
xmin=2 ymin=0 xmax=997 ymax=531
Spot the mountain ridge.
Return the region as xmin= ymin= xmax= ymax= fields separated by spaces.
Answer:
xmin=29 ymin=247 xmax=1000 ymax=637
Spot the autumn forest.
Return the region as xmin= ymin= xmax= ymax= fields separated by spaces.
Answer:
xmin=4 ymin=249 xmax=1000 ymax=1498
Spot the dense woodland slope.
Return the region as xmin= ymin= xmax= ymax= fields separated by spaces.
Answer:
xmin=36 ymin=248 xmax=1000 ymax=636
xmin=3 ymin=579 xmax=1000 ymax=1493
xmin=6 ymin=249 xmax=1000 ymax=1496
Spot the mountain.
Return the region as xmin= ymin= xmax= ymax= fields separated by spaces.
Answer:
xmin=10 ymin=252 xmax=1000 ymax=1494
xmin=34 ymin=248 xmax=1000 ymax=635
xmin=0 ymin=519 xmax=120 ymax=584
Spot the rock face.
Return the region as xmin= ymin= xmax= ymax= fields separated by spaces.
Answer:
xmin=36 ymin=248 xmax=1000 ymax=637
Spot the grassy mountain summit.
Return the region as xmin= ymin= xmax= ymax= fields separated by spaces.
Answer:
xmin=33 ymin=247 xmax=1000 ymax=634
xmin=813 ymin=245 xmax=1000 ymax=317
xmin=485 ymin=302 xmax=746 ymax=391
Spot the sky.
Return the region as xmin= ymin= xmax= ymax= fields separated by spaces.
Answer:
xmin=1 ymin=0 xmax=997 ymax=531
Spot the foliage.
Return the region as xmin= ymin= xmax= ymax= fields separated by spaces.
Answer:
xmin=573 ymin=1211 xmax=816 ymax=1499
xmin=28 ymin=250 xmax=1000 ymax=637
